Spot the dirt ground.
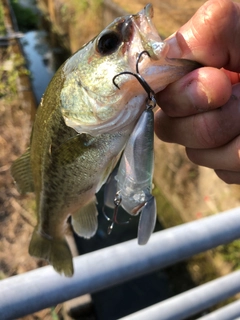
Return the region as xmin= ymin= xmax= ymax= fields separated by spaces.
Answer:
xmin=1 ymin=0 xmax=240 ymax=319
xmin=0 ymin=94 xmax=36 ymax=277
xmin=113 ymin=0 xmax=207 ymax=37
xmin=0 ymin=45 xmax=56 ymax=318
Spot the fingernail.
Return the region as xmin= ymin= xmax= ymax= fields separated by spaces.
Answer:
xmin=165 ymin=34 xmax=183 ymax=59
xmin=186 ymin=80 xmax=212 ymax=111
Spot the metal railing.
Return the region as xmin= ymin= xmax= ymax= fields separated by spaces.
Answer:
xmin=119 ymin=271 xmax=240 ymax=320
xmin=1 ymin=207 xmax=240 ymax=319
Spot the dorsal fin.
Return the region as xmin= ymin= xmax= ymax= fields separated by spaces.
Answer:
xmin=11 ymin=148 xmax=34 ymax=194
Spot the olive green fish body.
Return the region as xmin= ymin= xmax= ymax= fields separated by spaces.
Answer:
xmin=11 ymin=4 xmax=200 ymax=276
xmin=29 ymin=68 xmax=130 ymax=275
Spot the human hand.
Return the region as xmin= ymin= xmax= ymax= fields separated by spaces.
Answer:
xmin=155 ymin=0 xmax=240 ymax=184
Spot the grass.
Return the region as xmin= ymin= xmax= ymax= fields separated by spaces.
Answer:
xmin=0 ymin=0 xmax=6 ymax=35
xmin=0 ymin=48 xmax=29 ymax=99
xmin=217 ymin=240 xmax=240 ymax=270
xmin=153 ymin=185 xmax=184 ymax=227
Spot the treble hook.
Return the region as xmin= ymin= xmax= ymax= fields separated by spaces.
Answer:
xmin=102 ymin=191 xmax=130 ymax=234
xmin=112 ymin=50 xmax=156 ymax=104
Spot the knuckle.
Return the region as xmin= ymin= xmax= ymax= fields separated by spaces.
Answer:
xmin=193 ymin=113 xmax=218 ymax=148
xmin=201 ymin=0 xmax=232 ymax=28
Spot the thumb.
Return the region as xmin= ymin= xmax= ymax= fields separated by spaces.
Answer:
xmin=165 ymin=0 xmax=240 ymax=72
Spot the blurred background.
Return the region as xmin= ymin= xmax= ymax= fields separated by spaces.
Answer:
xmin=1 ymin=0 xmax=240 ymax=319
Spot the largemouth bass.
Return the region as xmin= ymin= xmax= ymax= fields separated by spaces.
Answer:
xmin=11 ymin=4 xmax=199 ymax=276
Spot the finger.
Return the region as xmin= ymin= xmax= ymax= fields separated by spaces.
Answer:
xmin=155 ymin=83 xmax=240 ymax=148
xmin=214 ymin=170 xmax=240 ymax=185
xmin=165 ymin=0 xmax=240 ymax=71
xmin=186 ymin=135 xmax=240 ymax=172
xmin=222 ymin=69 xmax=240 ymax=85
xmin=156 ymin=67 xmax=231 ymax=117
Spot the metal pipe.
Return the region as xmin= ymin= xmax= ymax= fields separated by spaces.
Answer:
xmin=197 ymin=299 xmax=240 ymax=320
xmin=1 ymin=207 xmax=240 ymax=319
xmin=119 ymin=271 xmax=240 ymax=320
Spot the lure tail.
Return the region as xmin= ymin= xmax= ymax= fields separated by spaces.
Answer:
xmin=29 ymin=228 xmax=74 ymax=277
xmin=138 ymin=196 xmax=156 ymax=245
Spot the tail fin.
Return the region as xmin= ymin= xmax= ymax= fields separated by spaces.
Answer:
xmin=29 ymin=228 xmax=74 ymax=277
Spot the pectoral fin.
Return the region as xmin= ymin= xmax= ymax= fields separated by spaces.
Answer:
xmin=72 ymin=199 xmax=98 ymax=238
xmin=11 ymin=148 xmax=34 ymax=194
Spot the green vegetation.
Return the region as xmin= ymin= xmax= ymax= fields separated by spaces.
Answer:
xmin=153 ymin=185 xmax=184 ymax=228
xmin=0 ymin=271 xmax=6 ymax=280
xmin=72 ymin=0 xmax=102 ymax=13
xmin=0 ymin=0 xmax=6 ymax=35
xmin=50 ymin=307 xmax=60 ymax=320
xmin=0 ymin=48 xmax=29 ymax=99
xmin=10 ymin=0 xmax=38 ymax=31
xmin=217 ymin=239 xmax=240 ymax=270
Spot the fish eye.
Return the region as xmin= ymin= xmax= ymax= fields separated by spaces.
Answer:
xmin=97 ymin=32 xmax=122 ymax=55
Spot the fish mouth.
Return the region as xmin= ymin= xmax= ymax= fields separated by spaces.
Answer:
xmin=132 ymin=4 xmax=157 ymax=40
xmin=113 ymin=4 xmax=168 ymax=95
xmin=124 ymin=5 xmax=200 ymax=93
xmin=116 ymin=4 xmax=163 ymax=58
xmin=130 ymin=4 xmax=164 ymax=58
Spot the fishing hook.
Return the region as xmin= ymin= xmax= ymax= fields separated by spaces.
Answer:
xmin=112 ymin=50 xmax=156 ymax=105
xmin=102 ymin=191 xmax=130 ymax=234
